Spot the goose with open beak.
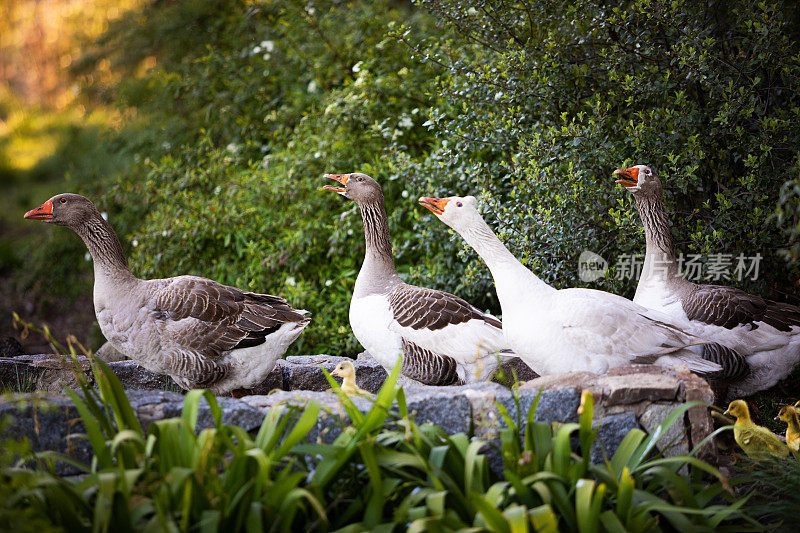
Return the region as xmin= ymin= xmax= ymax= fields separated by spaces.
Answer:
xmin=614 ymin=164 xmax=800 ymax=399
xmin=323 ymin=173 xmax=515 ymax=385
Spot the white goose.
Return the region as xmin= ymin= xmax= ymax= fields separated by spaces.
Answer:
xmin=323 ymin=173 xmax=511 ymax=385
xmin=24 ymin=193 xmax=310 ymax=394
xmin=615 ymin=164 xmax=800 ymax=397
xmin=419 ymin=194 xmax=742 ymax=377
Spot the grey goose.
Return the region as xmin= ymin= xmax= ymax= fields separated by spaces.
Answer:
xmin=615 ymin=164 xmax=800 ymax=398
xmin=323 ymin=173 xmax=511 ymax=385
xmin=24 ymin=193 xmax=310 ymax=394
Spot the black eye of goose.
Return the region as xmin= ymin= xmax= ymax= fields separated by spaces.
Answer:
xmin=357 ymin=177 xmax=364 ymax=181
xmin=644 ymin=169 xmax=651 ymax=175
xmin=59 ymin=198 xmax=67 ymax=204
xmin=456 ymin=202 xmax=463 ymax=207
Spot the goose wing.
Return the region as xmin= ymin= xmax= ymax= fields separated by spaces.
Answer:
xmin=149 ymin=275 xmax=309 ymax=359
xmin=400 ymin=339 xmax=463 ymax=386
xmin=387 ymin=284 xmax=507 ymax=363
xmin=683 ymin=285 xmax=800 ymax=332
xmin=551 ymin=288 xmax=722 ymax=373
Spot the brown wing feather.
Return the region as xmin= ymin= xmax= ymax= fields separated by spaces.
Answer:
xmin=701 ymin=343 xmax=750 ymax=381
xmin=683 ymin=284 xmax=800 ymax=332
xmin=388 ymin=285 xmax=501 ymax=331
xmin=152 ymin=276 xmax=309 ymax=359
xmin=400 ymin=339 xmax=463 ymax=386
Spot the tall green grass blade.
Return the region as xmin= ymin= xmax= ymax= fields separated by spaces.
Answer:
xmin=615 ymin=466 xmax=634 ymax=523
xmin=548 ymin=481 xmax=577 ymax=531
xmin=464 ymin=439 xmax=487 ymax=495
xmin=274 ymin=401 xmax=319 ymax=459
xmin=575 ymin=479 xmax=598 ymax=533
xmin=255 ymin=405 xmax=293 ymax=452
xmin=472 ymin=492 xmax=511 ymax=533
xmin=578 ymin=392 xmax=597 ymax=470
xmin=552 ymin=423 xmax=579 ymax=476
xmin=358 ymin=441 xmax=384 ymax=527
xmin=529 ymin=504 xmax=559 ymax=533
xmin=182 ymin=390 xmax=206 ymax=432
xmin=598 ymin=510 xmax=627 ymax=533
xmin=608 ymin=429 xmax=646 ymax=477
xmin=92 ymin=358 xmax=143 ymax=435
xmin=64 ymin=388 xmax=113 ymax=470
xmin=502 ymin=504 xmax=528 ymax=533
xmin=245 ymin=502 xmax=264 ymax=533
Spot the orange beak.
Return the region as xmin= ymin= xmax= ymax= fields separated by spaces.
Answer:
xmin=24 ymin=198 xmax=54 ymax=221
xmin=613 ymin=167 xmax=639 ymax=188
xmin=418 ymin=196 xmax=449 ymax=215
xmin=322 ymin=174 xmax=349 ymax=194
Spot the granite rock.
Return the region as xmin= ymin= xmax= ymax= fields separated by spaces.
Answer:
xmin=639 ymin=402 xmax=689 ymax=457
xmin=402 ymin=384 xmax=474 ymax=434
xmin=0 ymin=394 xmax=90 ymax=476
xmin=0 ymin=359 xmax=717 ymax=474
xmin=592 ymin=412 xmax=640 ymax=463
xmin=109 ymin=361 xmax=178 ymax=391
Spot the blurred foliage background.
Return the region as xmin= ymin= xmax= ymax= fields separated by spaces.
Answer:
xmin=2 ymin=0 xmax=799 ymax=356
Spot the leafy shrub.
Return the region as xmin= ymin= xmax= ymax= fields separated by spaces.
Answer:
xmin=72 ymin=0 xmax=444 ymax=354
xmin=734 ymin=453 xmax=800 ymax=528
xmin=401 ymin=0 xmax=800 ymax=305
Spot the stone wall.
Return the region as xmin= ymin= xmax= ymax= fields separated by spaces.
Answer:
xmin=0 ymin=354 xmax=715 ymax=474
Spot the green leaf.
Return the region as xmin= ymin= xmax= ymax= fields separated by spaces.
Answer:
xmin=529 ymin=504 xmax=559 ymax=533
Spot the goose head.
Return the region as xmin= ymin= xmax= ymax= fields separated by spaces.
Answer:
xmin=613 ymin=164 xmax=663 ymax=197
xmin=323 ymin=173 xmax=383 ymax=205
xmin=775 ymin=405 xmax=798 ymax=423
xmin=418 ymin=194 xmax=481 ymax=232
xmin=331 ymin=360 xmax=356 ymax=380
xmin=24 ymin=193 xmax=99 ymax=229
xmin=724 ymin=399 xmax=750 ymax=420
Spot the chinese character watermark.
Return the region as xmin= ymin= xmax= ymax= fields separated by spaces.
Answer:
xmin=578 ymin=251 xmax=762 ymax=282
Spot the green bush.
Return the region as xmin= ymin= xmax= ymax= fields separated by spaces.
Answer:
xmin=401 ymin=0 xmax=800 ymax=303
xmin=0 ymin=352 xmax=759 ymax=531
xmin=733 ymin=453 xmax=800 ymax=527
xmin=72 ymin=0 xmax=444 ymax=354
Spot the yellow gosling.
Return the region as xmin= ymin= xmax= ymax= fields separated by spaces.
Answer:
xmin=775 ymin=405 xmax=800 ymax=452
xmin=331 ymin=361 xmax=371 ymax=397
xmin=724 ymin=400 xmax=788 ymax=459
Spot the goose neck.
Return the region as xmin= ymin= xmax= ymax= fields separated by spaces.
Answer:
xmin=356 ymin=199 xmax=399 ymax=293
xmin=74 ymin=214 xmax=134 ymax=280
xmin=634 ymin=193 xmax=684 ymax=285
xmin=457 ymin=216 xmax=552 ymax=297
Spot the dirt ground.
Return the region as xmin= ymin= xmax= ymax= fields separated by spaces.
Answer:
xmin=0 ymin=273 xmax=99 ymax=354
